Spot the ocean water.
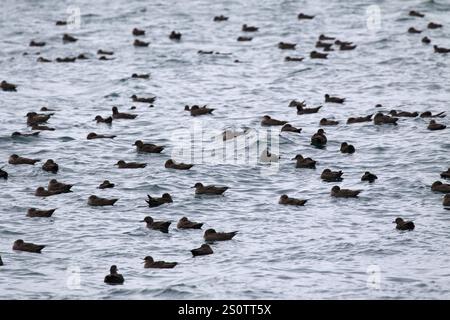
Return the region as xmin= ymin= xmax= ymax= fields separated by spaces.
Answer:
xmin=0 ymin=0 xmax=449 ymax=299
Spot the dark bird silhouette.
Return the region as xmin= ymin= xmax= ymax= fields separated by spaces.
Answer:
xmin=331 ymin=186 xmax=362 ymax=198
xmin=321 ymin=169 xmax=343 ymax=182
xmin=112 ymin=107 xmax=137 ymax=119
xmin=292 ymin=154 xmax=316 ymax=169
xmin=279 ymin=194 xmax=307 ymax=206
xmin=204 ymin=229 xmax=238 ymax=241
xmin=361 ymin=171 xmax=378 ymax=183
xmin=193 ymin=183 xmax=228 ymax=195
xmin=177 ymin=217 xmax=203 ymax=229
xmin=98 ymin=180 xmax=115 ymax=189
xmin=104 ymin=265 xmax=124 ymax=285
xmin=340 ymin=142 xmax=356 ymax=154
xmin=9 ymin=154 xmax=40 ymax=165
xmin=261 ymin=115 xmax=288 ymax=126
xmin=88 ymin=195 xmax=118 ymax=206
xmin=132 ymin=28 xmax=145 ymax=36
xmin=143 ymin=256 xmax=177 ymax=269
xmin=185 ymin=105 xmax=215 ymax=116
xmin=1 ymin=80 xmax=17 ymax=91
xmin=115 ymin=160 xmax=147 ymax=169
xmin=191 ymin=244 xmax=214 ymax=257
xmin=134 ymin=140 xmax=164 ymax=153
xmin=13 ymin=239 xmax=45 ymax=253
xmin=311 ymin=129 xmax=327 ymax=147
xmin=145 ymin=193 xmax=173 ymax=207
xmin=393 ymin=218 xmax=415 ymax=231
xmin=42 ymin=159 xmax=59 ymax=174
xmin=141 ymin=216 xmax=171 ymax=233
xmin=27 ymin=208 xmax=56 ymax=218
xmin=325 ymin=94 xmax=345 ymax=104
xmin=165 ymin=159 xmax=193 ymax=170
xmin=242 ymin=24 xmax=258 ymax=32
xmin=281 ymin=124 xmax=301 ymax=133
xmin=428 ymin=120 xmax=446 ymax=131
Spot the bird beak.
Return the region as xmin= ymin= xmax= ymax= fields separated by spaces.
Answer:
xmin=392 ymin=221 xmax=396 ymax=223
xmin=291 ymin=157 xmax=296 ymax=160
xmin=139 ymin=220 xmax=145 ymax=222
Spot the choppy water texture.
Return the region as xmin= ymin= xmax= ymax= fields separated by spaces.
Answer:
xmin=1 ymin=0 xmax=450 ymax=299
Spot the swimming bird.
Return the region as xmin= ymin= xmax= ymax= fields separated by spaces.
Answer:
xmin=285 ymin=56 xmax=304 ymax=62
xmin=94 ymin=115 xmax=113 ymax=123
xmin=134 ymin=140 xmax=164 ymax=153
xmin=310 ymin=129 xmax=327 ymax=147
xmin=56 ymin=57 xmax=76 ymax=63
xmin=191 ymin=244 xmax=214 ymax=256
xmin=319 ymin=34 xmax=335 ymax=41
xmin=297 ymin=13 xmax=314 ymax=20
xmin=0 ymin=256 xmax=3 ymax=266
xmin=31 ymin=124 xmax=55 ymax=131
xmin=374 ymin=112 xmax=398 ymax=125
xmin=331 ymin=186 xmax=362 ymax=198
xmin=292 ymin=154 xmax=316 ymax=169
xmin=131 ymin=95 xmax=156 ymax=103
xmin=133 ymin=39 xmax=149 ymax=47
xmin=389 ymin=110 xmax=418 ymax=117
xmin=339 ymin=43 xmax=357 ymax=50
xmin=325 ymin=94 xmax=345 ymax=104
xmin=427 ymin=120 xmax=446 ymax=131
xmin=204 ymin=229 xmax=238 ymax=241
xmin=141 ymin=216 xmax=171 ymax=233
xmin=87 ymin=132 xmax=116 ymax=140
xmin=34 ymin=187 xmax=60 ymax=197
xmin=165 ymin=159 xmax=193 ymax=170
xmin=77 ymin=54 xmax=88 ymax=60
xmin=112 ymin=107 xmax=137 ymax=119
xmin=132 ymin=28 xmax=145 ymax=36
xmin=321 ymin=169 xmax=343 ymax=182
xmin=340 ymin=142 xmax=356 ymax=154
xmin=443 ymin=194 xmax=450 ymax=206
xmin=335 ymin=40 xmax=353 ymax=46
xmin=97 ymin=49 xmax=114 ymax=55
xmin=214 ymin=15 xmax=228 ymax=21
xmin=422 ymin=36 xmax=431 ymax=44
xmin=408 ymin=27 xmax=422 ymax=34
xmin=320 ymin=118 xmax=339 ymax=126
xmin=409 ymin=10 xmax=424 ymax=18
xmin=99 ymin=56 xmax=114 ymax=61
xmin=56 ymin=20 xmax=67 ymax=25
xmin=185 ymin=105 xmax=215 ymax=116
xmin=289 ymin=100 xmax=306 ymax=108
xmin=431 ymin=181 xmax=450 ymax=193
xmin=347 ymin=114 xmax=373 ymax=124
xmin=434 ymin=45 xmax=450 ymax=53
xmin=420 ymin=111 xmax=446 ymax=118
xmin=131 ymin=73 xmax=150 ymax=79
xmin=62 ymin=33 xmax=78 ymax=42
xmin=48 ymin=179 xmax=73 ymax=193
xmin=278 ymin=194 xmax=307 ymax=206
xmin=1 ymin=80 xmax=17 ymax=91
xmin=297 ymin=105 xmax=322 ymax=114
xmin=87 ymin=195 xmax=118 ymax=206
xmin=361 ymin=171 xmax=378 ymax=183
xmin=11 ymin=131 xmax=40 ymax=137
xmin=145 ymin=193 xmax=173 ymax=207
xmin=242 ymin=24 xmax=258 ymax=32
xmin=104 ymin=265 xmax=124 ymax=285
xmin=99 ymin=180 xmax=115 ymax=189
xmin=315 ymin=41 xmax=333 ymax=49
xmin=428 ymin=22 xmax=442 ymax=29
xmin=42 ymin=159 xmax=59 ymax=174
xmin=278 ymin=42 xmax=296 ymax=50
xmin=13 ymin=239 xmax=45 ymax=253
xmin=29 ymin=40 xmax=45 ymax=47
xmin=115 ymin=160 xmax=147 ymax=169
xmin=193 ymin=183 xmax=228 ymax=195
xmin=177 ymin=217 xmax=203 ymax=229
xmin=9 ymin=154 xmax=40 ymax=165
xmin=393 ymin=218 xmax=415 ymax=231
xmin=143 ymin=256 xmax=177 ymax=269
xmin=27 ymin=208 xmax=56 ymax=218
xmin=441 ymin=168 xmax=450 ymax=179
xmin=237 ymin=36 xmax=252 ymax=41
xmin=0 ymin=168 xmax=7 ymax=180
xmin=281 ymin=124 xmax=301 ymax=133
xmin=169 ymin=31 xmax=182 ymax=40
xmin=310 ymin=51 xmax=328 ymax=59
xmin=26 ymin=112 xmax=53 ymax=125
xmin=261 ymin=115 xmax=288 ymax=126
xmin=37 ymin=57 xmax=52 ymax=63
